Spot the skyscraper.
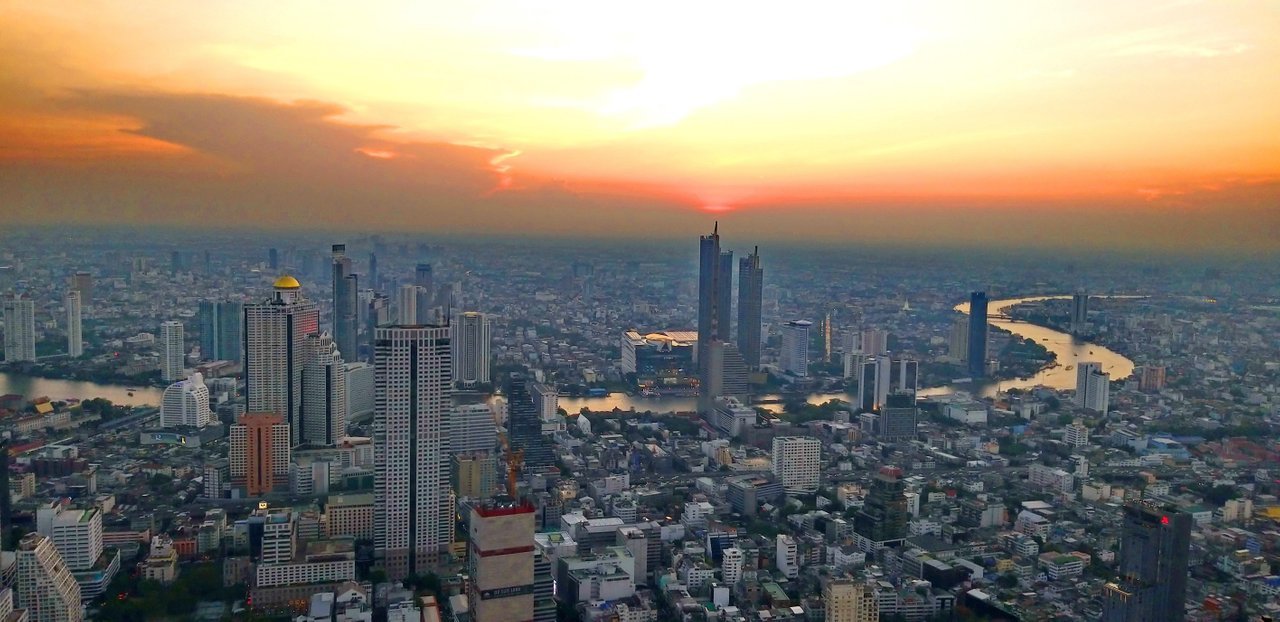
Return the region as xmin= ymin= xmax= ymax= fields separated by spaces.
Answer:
xmin=854 ymin=466 xmax=909 ymax=547
xmin=268 ymin=247 xmax=279 ymax=270
xmin=1071 ymin=291 xmax=1089 ymax=334
xmin=468 ymin=498 xmax=536 ymax=622
xmin=301 ymin=332 xmax=347 ymax=446
xmin=697 ymin=224 xmax=733 ymax=362
xmin=198 ymin=301 xmax=243 ymax=362
xmin=415 ymin=264 xmax=435 ymax=324
xmin=230 ymin=412 xmax=291 ymax=497
xmin=2 ymin=294 xmax=36 ymax=362
xmin=332 ymin=244 xmax=360 ymax=366
xmin=780 ymin=320 xmax=812 ymax=377
xmin=451 ymin=311 xmax=491 ymax=387
xmin=366 ymin=293 xmax=390 ymax=361
xmin=948 ymin=315 xmax=969 ymax=365
xmin=368 ymin=252 xmax=379 ymax=293
xmin=1075 ymin=361 xmax=1111 ymax=414
xmin=396 ymin=284 xmax=418 ymax=326
xmin=861 ymin=329 xmax=888 ymax=356
xmin=506 ymin=375 xmax=554 ymax=471
xmin=15 ymin=533 xmax=82 ymax=622
xmin=736 ymin=248 xmax=763 ymax=369
xmin=374 ymin=325 xmax=454 ymax=578
xmin=856 ymin=356 xmax=916 ymax=413
xmin=1102 ymin=503 xmax=1191 ymax=622
xmin=161 ymin=372 xmax=212 ymax=428
xmin=700 ymin=341 xmax=749 ymax=413
xmin=771 ymin=436 xmax=821 ymax=493
xmin=244 ymin=276 xmax=320 ymax=446
xmin=70 ymin=271 xmax=93 ymax=306
xmin=160 ymin=320 xmax=185 ymax=381
xmin=967 ymin=291 xmax=989 ymax=378
xmin=65 ymin=291 xmax=82 ymax=358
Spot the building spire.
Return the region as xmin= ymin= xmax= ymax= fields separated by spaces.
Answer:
xmin=713 ymin=221 xmax=718 ymax=236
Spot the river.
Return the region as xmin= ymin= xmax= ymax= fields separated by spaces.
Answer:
xmin=0 ymin=294 xmax=1133 ymax=411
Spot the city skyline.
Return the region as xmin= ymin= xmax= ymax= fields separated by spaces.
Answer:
xmin=0 ymin=2 xmax=1277 ymax=252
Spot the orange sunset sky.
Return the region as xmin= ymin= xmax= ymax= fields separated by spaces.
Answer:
xmin=1 ymin=1 xmax=1277 ymax=251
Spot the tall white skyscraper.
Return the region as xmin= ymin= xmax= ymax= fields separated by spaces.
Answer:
xmin=15 ymin=533 xmax=82 ymax=622
xmin=301 ymin=332 xmax=347 ymax=446
xmin=396 ymin=284 xmax=418 ymax=326
xmin=1075 ymin=362 xmax=1110 ymax=414
xmin=772 ymin=436 xmax=821 ymax=493
xmin=36 ymin=502 xmax=104 ymax=572
xmin=2 ymin=294 xmax=36 ymax=362
xmin=161 ymin=372 xmax=212 ymax=428
xmin=451 ymin=311 xmax=491 ymax=387
xmin=160 ymin=320 xmax=186 ymax=381
xmin=780 ymin=320 xmax=812 ymax=377
xmin=374 ymin=325 xmax=454 ymax=579
xmin=244 ymin=276 xmax=320 ymax=446
xmin=65 ymin=291 xmax=82 ymax=358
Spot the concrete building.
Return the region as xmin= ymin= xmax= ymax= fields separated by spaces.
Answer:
xmin=36 ymin=503 xmax=103 ymax=573
xmin=65 ymin=291 xmax=82 ymax=358
xmin=15 ymin=533 xmax=82 ymax=622
xmin=736 ymin=248 xmax=763 ymax=369
xmin=1064 ymin=422 xmax=1090 ymax=447
xmin=160 ymin=372 xmax=212 ymax=429
xmin=326 ymin=494 xmax=375 ymax=540
xmin=1103 ymin=503 xmax=1191 ymax=622
xmin=374 ymin=325 xmax=454 ymax=578
xmin=776 ymin=535 xmax=799 ymax=579
xmin=230 ymin=412 xmax=291 ymax=496
xmin=1075 ymin=362 xmax=1110 ymax=414
xmin=780 ymin=320 xmax=812 ymax=377
xmin=344 ymin=362 xmax=375 ymax=419
xmin=160 ymin=320 xmax=185 ymax=382
xmin=451 ymin=311 xmax=491 ymax=387
xmin=452 ymin=453 xmax=496 ymax=500
xmin=826 ymin=579 xmax=878 ymax=622
xmin=468 ymin=499 xmax=536 ymax=622
xmin=245 ymin=276 xmax=320 ymax=445
xmin=301 ymin=332 xmax=347 ymax=446
xmin=451 ymin=404 xmax=497 ymax=455
xmin=967 ymin=292 xmax=989 ymax=378
xmin=141 ymin=535 xmax=178 ymax=584
xmin=331 ymin=244 xmax=360 ymax=367
xmin=772 ymin=436 xmax=821 ymax=493
xmin=3 ymin=294 xmax=36 ymax=362
xmin=198 ymin=300 xmax=243 ymax=363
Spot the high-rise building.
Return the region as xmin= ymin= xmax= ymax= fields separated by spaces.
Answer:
xmin=948 ymin=315 xmax=969 ymax=365
xmin=1102 ymin=503 xmax=1191 ymax=622
xmin=967 ymin=292 xmax=989 ymax=378
xmin=161 ymin=372 xmax=212 ymax=428
xmin=1137 ymin=365 xmax=1166 ymax=392
xmin=825 ymin=578 xmax=878 ymax=622
xmin=1076 ymin=362 xmax=1110 ymax=414
xmin=736 ymin=248 xmax=763 ymax=369
xmin=780 ymin=320 xmax=812 ymax=377
xmin=65 ymin=291 xmax=82 ymax=358
xmin=198 ymin=301 xmax=243 ymax=362
xmin=700 ymin=340 xmax=749 ymax=413
xmin=36 ymin=502 xmax=104 ymax=572
xmin=374 ymin=325 xmax=454 ymax=578
xmin=530 ymin=383 xmax=558 ymax=422
xmin=268 ymin=248 xmax=279 ymax=270
xmin=878 ymin=392 xmax=918 ymax=443
xmin=771 ymin=436 xmax=821 ymax=493
xmin=244 ymin=276 xmax=320 ymax=446
xmin=366 ymin=293 xmax=390 ymax=361
xmin=861 ymin=329 xmax=888 ymax=356
xmin=854 ymin=467 xmax=909 ymax=547
xmin=532 ymin=549 xmax=556 ymax=622
xmin=230 ymin=412 xmax=291 ymax=497
xmin=451 ymin=404 xmax=498 ymax=455
xmin=70 ymin=271 xmax=93 ymax=306
xmin=468 ymin=498 xmax=536 ymax=622
xmin=451 ymin=312 xmax=491 ymax=387
xmin=697 ymin=224 xmax=733 ymax=364
xmin=1070 ymin=291 xmax=1089 ymax=334
xmin=332 ymin=244 xmax=360 ymax=365
xmin=452 ymin=452 xmax=497 ymax=500
xmin=2 ymin=294 xmax=36 ymax=362
xmin=15 ymin=533 xmax=82 ymax=622
xmin=301 ymin=332 xmax=347 ymax=446
xmin=345 ymin=362 xmax=375 ymax=418
xmin=506 ymin=376 xmax=554 ymax=470
xmin=396 ymin=284 xmax=418 ymax=326
xmin=160 ymin=320 xmax=186 ymax=381
xmin=368 ymin=253 xmax=379 ymax=293
xmin=415 ymin=264 xmax=434 ymax=324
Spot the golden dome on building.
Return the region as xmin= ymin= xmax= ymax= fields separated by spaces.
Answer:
xmin=273 ymin=275 xmax=301 ymax=289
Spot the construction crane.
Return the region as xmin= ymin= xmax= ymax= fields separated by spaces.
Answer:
xmin=498 ymin=430 xmax=524 ymax=498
